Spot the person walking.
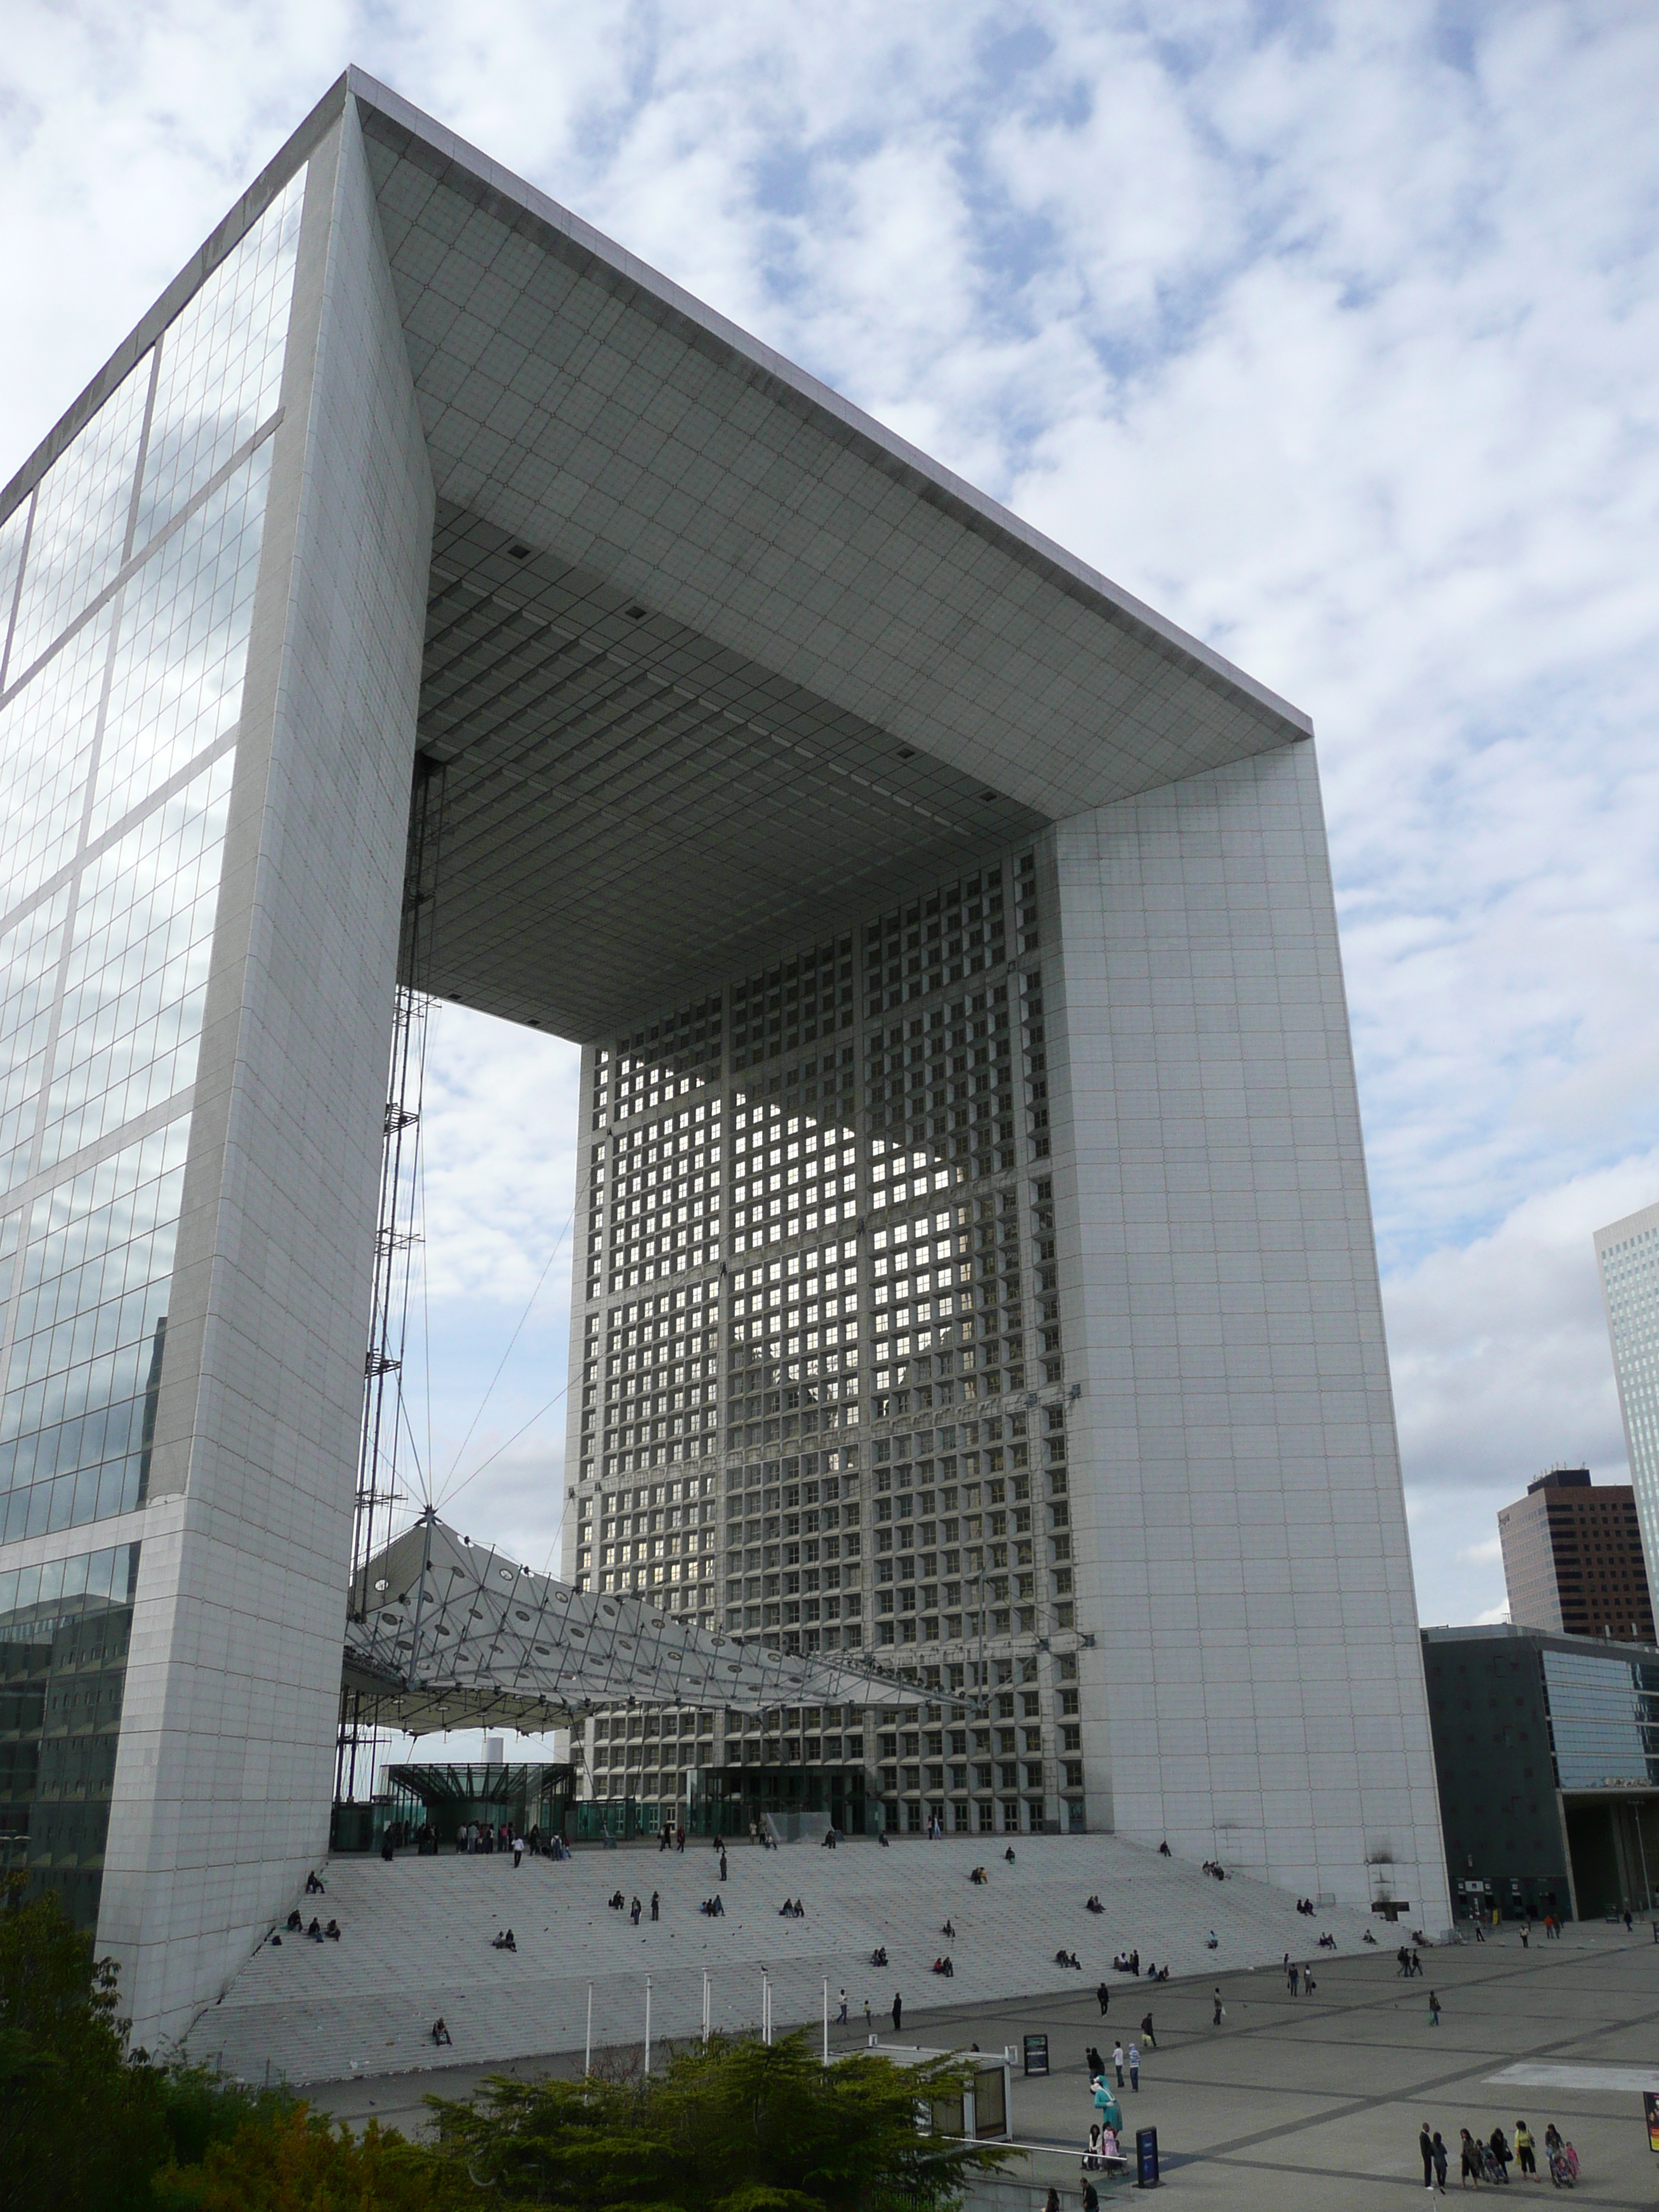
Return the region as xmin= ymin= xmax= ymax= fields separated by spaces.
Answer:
xmin=1514 ymin=2121 xmax=1536 ymax=2177
xmin=1097 ymin=1980 xmax=1110 ymax=2018
xmin=650 ymin=1890 xmax=660 ymax=1922
xmin=1140 ymin=2010 xmax=1156 ymax=2050
xmin=1429 ymin=1989 xmax=1441 ymax=2027
xmin=1421 ymin=2122 xmax=1437 ymax=2192
xmin=892 ymin=1992 xmax=903 ymax=2035
xmin=1112 ymin=2041 xmax=1124 ymax=2087
xmin=837 ymin=1989 xmax=848 ymax=2024
xmin=1212 ymin=1987 xmax=1223 ymax=2027
xmin=719 ymin=1850 xmax=729 ymax=1883
xmin=1127 ymin=2040 xmax=1141 ymax=2092
xmin=863 ymin=1998 xmax=873 ymax=2034
xmin=1433 ymin=2131 xmax=1449 ymax=2193
xmin=511 ymin=1833 xmax=524 ymax=1869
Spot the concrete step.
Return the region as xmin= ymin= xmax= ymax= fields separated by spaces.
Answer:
xmin=182 ymin=1835 xmax=1381 ymax=2087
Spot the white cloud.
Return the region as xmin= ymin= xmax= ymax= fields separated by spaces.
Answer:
xmin=4 ymin=1 xmax=1657 ymax=1634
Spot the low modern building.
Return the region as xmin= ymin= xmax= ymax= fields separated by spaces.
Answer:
xmin=1498 ymin=1467 xmax=1654 ymax=1644
xmin=1422 ymin=1624 xmax=1659 ymax=1921
xmin=0 ymin=66 xmax=1447 ymax=2045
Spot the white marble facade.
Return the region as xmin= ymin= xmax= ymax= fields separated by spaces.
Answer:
xmin=0 ymin=70 xmax=1447 ymax=2052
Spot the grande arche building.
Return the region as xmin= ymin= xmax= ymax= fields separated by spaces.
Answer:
xmin=0 ymin=71 xmax=1448 ymax=2044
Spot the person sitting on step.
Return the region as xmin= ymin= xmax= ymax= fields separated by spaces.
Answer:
xmin=286 ymin=1909 xmax=302 ymax=1931
xmin=307 ymin=1917 xmax=323 ymax=1941
xmin=431 ymin=2018 xmax=451 ymax=2047
xmin=324 ymin=1920 xmax=341 ymax=1941
xmin=941 ymin=1918 xmax=956 ymax=1938
xmin=305 ymin=1870 xmax=325 ymax=1895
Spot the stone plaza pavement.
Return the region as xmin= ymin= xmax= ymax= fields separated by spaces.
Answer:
xmin=309 ymin=1915 xmax=1659 ymax=2211
xmin=182 ymin=1832 xmax=1378 ymax=2085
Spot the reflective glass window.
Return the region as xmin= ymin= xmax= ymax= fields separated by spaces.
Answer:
xmin=0 ymin=1537 xmax=141 ymax=1928
xmin=0 ymin=163 xmax=305 ymax=1548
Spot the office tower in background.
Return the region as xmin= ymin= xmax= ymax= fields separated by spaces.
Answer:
xmin=1498 ymin=1468 xmax=1654 ymax=1644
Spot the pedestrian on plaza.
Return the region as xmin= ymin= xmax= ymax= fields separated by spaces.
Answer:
xmin=1288 ymin=1961 xmax=1300 ymax=1996
xmin=630 ymin=1895 xmax=642 ymax=1925
xmin=1082 ymin=2180 xmax=1100 ymax=2212
xmin=720 ymin=1850 xmax=728 ymax=1882
xmin=1421 ymin=2123 xmax=1436 ymax=2190
xmin=1429 ymin=1989 xmax=1441 ymax=2027
xmin=893 ymin=1992 xmax=903 ymax=2035
xmin=1519 ymin=1923 xmax=1529 ymax=1949
xmin=1433 ymin=2132 xmax=1449 ymax=2193
xmin=1128 ymin=2041 xmax=1141 ymax=2092
xmin=1140 ymin=2011 xmax=1156 ymax=2050
xmin=1213 ymin=1987 xmax=1223 ymax=2026
xmin=1097 ymin=1980 xmax=1110 ymax=2017
xmin=1112 ymin=2041 xmax=1124 ymax=2087
xmin=1459 ymin=2128 xmax=1481 ymax=2187
xmin=650 ymin=1890 xmax=660 ymax=1922
xmin=864 ymin=1998 xmax=873 ymax=2033
xmin=1625 ymin=1909 xmax=1634 ymax=1933
xmin=837 ymin=1989 xmax=848 ymax=2023
xmin=1514 ymin=2121 xmax=1536 ymax=2177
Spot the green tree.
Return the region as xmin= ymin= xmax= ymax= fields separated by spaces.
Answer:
xmin=426 ymin=2033 xmax=1012 ymax=2212
xmin=0 ymin=1872 xmax=169 ymax=2210
xmin=0 ymin=1874 xmax=302 ymax=2212
xmin=152 ymin=2108 xmax=462 ymax=2212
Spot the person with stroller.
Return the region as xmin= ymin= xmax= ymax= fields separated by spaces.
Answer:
xmin=1487 ymin=2126 xmax=1512 ymax=2181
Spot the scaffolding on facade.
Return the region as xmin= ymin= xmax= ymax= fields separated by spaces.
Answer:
xmin=336 ymin=752 xmax=446 ymax=1801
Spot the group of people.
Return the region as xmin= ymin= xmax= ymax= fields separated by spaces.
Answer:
xmin=656 ymin=1825 xmax=688 ymax=1853
xmin=274 ymin=1910 xmax=339 ymax=1944
xmin=777 ymin=1897 xmax=806 ymax=1917
xmin=1294 ymin=1896 xmax=1320 ymax=1915
xmin=1421 ymin=2119 xmax=1576 ymax=2189
xmin=1084 ymin=1894 xmax=1105 ymax=1914
xmin=604 ymin=1890 xmax=662 ymax=1924
xmin=1111 ymin=1948 xmax=1141 ymax=1974
xmin=930 ymin=1956 xmax=955 ymax=1977
xmin=1397 ymin=1944 xmax=1427 ymax=1978
xmin=490 ymin=1928 xmax=517 ymax=1951
xmin=869 ymin=1944 xmax=889 ymax=1966
xmin=1054 ymin=1948 xmax=1084 ymax=1969
xmin=1200 ymin=1860 xmax=1228 ymax=1881
xmin=698 ymin=1895 xmax=727 ymax=1917
xmin=1283 ymin=1959 xmax=1318 ymax=1997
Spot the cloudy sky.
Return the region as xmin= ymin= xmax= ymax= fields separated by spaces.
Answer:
xmin=4 ymin=0 xmax=1657 ymax=1659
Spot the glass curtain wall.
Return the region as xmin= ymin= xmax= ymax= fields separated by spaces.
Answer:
xmin=0 ymin=168 xmax=305 ymax=1549
xmin=0 ymin=1537 xmax=141 ymax=1925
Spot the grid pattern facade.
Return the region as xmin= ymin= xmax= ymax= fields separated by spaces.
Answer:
xmin=1596 ymin=1204 xmax=1659 ymax=1601
xmin=0 ymin=174 xmax=304 ymax=1552
xmin=566 ymin=847 xmax=1083 ymax=1837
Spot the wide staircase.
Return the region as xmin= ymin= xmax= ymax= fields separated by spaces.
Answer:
xmin=183 ymin=1833 xmax=1381 ymax=2086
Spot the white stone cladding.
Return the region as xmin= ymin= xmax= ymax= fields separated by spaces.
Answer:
xmin=96 ymin=102 xmax=434 ymax=2044
xmin=1044 ymin=745 xmax=1447 ymax=1922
